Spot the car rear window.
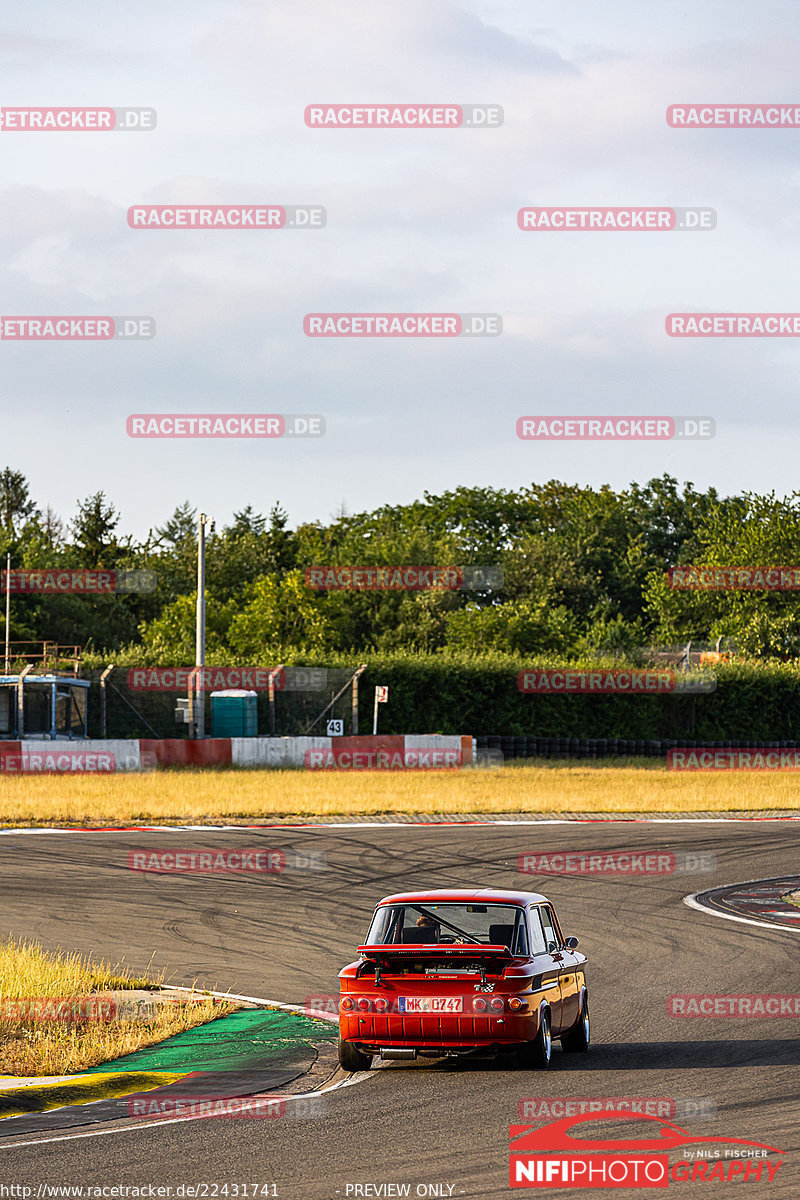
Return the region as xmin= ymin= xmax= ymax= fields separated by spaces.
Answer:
xmin=365 ymin=903 xmax=526 ymax=951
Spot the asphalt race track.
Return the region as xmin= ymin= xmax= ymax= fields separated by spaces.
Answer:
xmin=2 ymin=820 xmax=800 ymax=1197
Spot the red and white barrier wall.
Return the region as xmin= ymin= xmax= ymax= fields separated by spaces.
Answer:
xmin=0 ymin=735 xmax=473 ymax=773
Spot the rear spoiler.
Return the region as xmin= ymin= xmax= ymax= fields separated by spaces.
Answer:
xmin=357 ymin=943 xmax=514 ymax=963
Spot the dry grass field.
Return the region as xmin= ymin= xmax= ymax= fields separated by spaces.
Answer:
xmin=0 ymin=760 xmax=798 ymax=824
xmin=0 ymin=937 xmax=235 ymax=1076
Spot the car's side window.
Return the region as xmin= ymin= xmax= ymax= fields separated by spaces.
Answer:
xmin=549 ymin=905 xmax=566 ymax=948
xmin=539 ymin=905 xmax=559 ymax=952
xmin=528 ymin=908 xmax=546 ymax=954
xmin=514 ymin=911 xmax=530 ymax=956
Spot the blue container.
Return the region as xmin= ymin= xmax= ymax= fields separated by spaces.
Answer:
xmin=210 ymin=690 xmax=258 ymax=737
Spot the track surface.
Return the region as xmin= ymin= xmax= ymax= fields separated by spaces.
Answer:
xmin=2 ymin=822 xmax=799 ymax=1197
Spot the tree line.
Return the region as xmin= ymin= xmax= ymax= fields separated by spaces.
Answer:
xmin=2 ymin=466 xmax=800 ymax=663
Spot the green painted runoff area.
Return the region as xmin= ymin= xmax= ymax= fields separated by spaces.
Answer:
xmin=87 ymin=1008 xmax=337 ymax=1075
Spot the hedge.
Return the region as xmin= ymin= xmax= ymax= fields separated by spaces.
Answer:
xmin=78 ymin=653 xmax=800 ymax=742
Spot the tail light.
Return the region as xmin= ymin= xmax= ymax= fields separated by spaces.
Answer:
xmin=373 ymin=997 xmax=388 ymax=1012
xmin=473 ymin=997 xmax=487 ymax=1012
xmin=508 ymin=996 xmax=526 ymax=1011
xmin=356 ymin=997 xmax=371 ymax=1011
xmin=340 ymin=997 xmax=354 ymax=1011
xmin=489 ymin=997 xmax=504 ymax=1012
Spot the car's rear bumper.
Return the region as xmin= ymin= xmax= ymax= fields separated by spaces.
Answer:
xmin=354 ymin=1039 xmax=526 ymax=1054
xmin=340 ymin=1011 xmax=539 ymax=1045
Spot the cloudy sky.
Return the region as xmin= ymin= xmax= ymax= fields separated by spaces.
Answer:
xmin=3 ymin=0 xmax=800 ymax=536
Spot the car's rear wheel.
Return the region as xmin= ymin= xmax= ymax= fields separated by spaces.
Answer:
xmin=561 ymin=995 xmax=590 ymax=1053
xmin=338 ymin=1035 xmax=373 ymax=1072
xmin=517 ymin=1009 xmax=552 ymax=1068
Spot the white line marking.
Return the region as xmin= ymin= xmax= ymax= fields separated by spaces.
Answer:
xmin=1 ymin=816 xmax=798 ymax=835
xmin=168 ymin=985 xmax=338 ymax=1023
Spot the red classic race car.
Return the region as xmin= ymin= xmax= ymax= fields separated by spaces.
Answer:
xmin=338 ymin=888 xmax=588 ymax=1071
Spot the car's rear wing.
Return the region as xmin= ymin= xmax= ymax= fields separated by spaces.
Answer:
xmin=357 ymin=943 xmax=514 ymax=963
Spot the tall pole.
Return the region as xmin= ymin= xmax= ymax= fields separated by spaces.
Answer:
xmin=195 ymin=514 xmax=208 ymax=738
xmin=4 ymin=552 xmax=10 ymax=673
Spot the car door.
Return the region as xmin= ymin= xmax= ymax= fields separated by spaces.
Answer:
xmin=546 ymin=903 xmax=580 ymax=1030
xmin=532 ymin=904 xmax=567 ymax=1033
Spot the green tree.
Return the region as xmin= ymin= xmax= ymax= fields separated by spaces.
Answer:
xmin=0 ymin=468 xmax=38 ymax=539
xmin=228 ymin=571 xmax=331 ymax=655
xmin=445 ymin=596 xmax=578 ymax=656
xmin=643 ymin=491 xmax=800 ymax=657
xmin=155 ymin=501 xmax=197 ymax=548
xmin=71 ymin=492 xmax=120 ymax=566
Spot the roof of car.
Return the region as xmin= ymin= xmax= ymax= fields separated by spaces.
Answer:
xmin=376 ymin=888 xmax=548 ymax=906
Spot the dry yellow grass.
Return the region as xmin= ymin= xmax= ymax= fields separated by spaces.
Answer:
xmin=0 ymin=761 xmax=797 ymax=823
xmin=0 ymin=937 xmax=235 ymax=1076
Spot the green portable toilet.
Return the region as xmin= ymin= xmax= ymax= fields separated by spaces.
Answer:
xmin=210 ymin=689 xmax=258 ymax=737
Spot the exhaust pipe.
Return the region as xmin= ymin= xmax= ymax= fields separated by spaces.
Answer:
xmin=379 ymin=1048 xmax=417 ymax=1060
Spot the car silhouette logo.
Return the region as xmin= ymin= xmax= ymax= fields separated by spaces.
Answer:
xmin=510 ymin=1110 xmax=781 ymax=1155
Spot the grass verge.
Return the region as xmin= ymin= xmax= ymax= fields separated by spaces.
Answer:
xmin=0 ymin=760 xmax=798 ymax=824
xmin=0 ymin=936 xmax=236 ymax=1076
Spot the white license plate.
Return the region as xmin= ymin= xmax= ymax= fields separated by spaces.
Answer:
xmin=398 ymin=996 xmax=463 ymax=1013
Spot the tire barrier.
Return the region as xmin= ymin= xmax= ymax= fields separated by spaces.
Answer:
xmin=475 ymin=736 xmax=800 ymax=760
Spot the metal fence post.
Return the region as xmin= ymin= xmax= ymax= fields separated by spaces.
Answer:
xmin=17 ymin=664 xmax=32 ymax=739
xmin=100 ymin=665 xmax=114 ymax=738
xmin=352 ymin=663 xmax=367 ymax=734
